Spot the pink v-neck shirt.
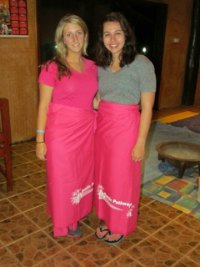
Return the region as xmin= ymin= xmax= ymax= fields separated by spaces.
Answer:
xmin=39 ymin=58 xmax=98 ymax=110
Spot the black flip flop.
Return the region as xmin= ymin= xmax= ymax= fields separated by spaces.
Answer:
xmin=95 ymin=225 xmax=110 ymax=240
xmin=104 ymin=233 xmax=124 ymax=245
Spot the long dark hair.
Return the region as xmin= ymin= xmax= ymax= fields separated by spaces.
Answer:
xmin=95 ymin=12 xmax=137 ymax=67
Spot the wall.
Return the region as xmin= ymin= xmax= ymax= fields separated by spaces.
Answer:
xmin=0 ymin=0 xmax=38 ymax=143
xmin=194 ymin=66 xmax=200 ymax=105
xmin=158 ymin=0 xmax=193 ymax=108
xmin=0 ymin=0 xmax=198 ymax=143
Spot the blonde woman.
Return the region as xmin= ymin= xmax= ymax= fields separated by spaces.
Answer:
xmin=36 ymin=14 xmax=98 ymax=238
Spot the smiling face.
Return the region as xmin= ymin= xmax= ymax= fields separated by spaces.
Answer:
xmin=63 ymin=23 xmax=85 ymax=55
xmin=103 ymin=21 xmax=125 ymax=58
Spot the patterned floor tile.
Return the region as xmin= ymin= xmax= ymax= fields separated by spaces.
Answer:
xmin=173 ymin=257 xmax=200 ymax=267
xmin=0 ymin=247 xmax=22 ymax=267
xmin=12 ymin=143 xmax=35 ymax=154
xmin=33 ymin=160 xmax=46 ymax=170
xmin=23 ymin=172 xmax=46 ymax=188
xmin=82 ymin=209 xmax=100 ymax=230
xmin=117 ymin=227 xmax=148 ymax=251
xmin=5 ymin=179 xmax=33 ymax=197
xmin=25 ymin=204 xmax=51 ymax=229
xmin=146 ymin=200 xmax=182 ymax=219
xmin=37 ymin=185 xmax=46 ymax=196
xmin=12 ymin=162 xmax=43 ymax=179
xmin=0 ymin=214 xmax=38 ymax=246
xmin=187 ymin=244 xmax=200 ymax=265
xmin=105 ymin=254 xmax=143 ymax=267
xmin=154 ymin=221 xmax=200 ymax=254
xmin=35 ymin=250 xmax=82 ymax=267
xmin=8 ymin=230 xmax=61 ymax=267
xmin=21 ymin=152 xmax=46 ymax=170
xmin=0 ymin=172 xmax=6 ymax=184
xmin=21 ymin=154 xmax=46 ymax=171
xmin=0 ymin=182 xmax=10 ymax=200
xmin=68 ymin=234 xmax=122 ymax=266
xmin=20 ymin=150 xmax=38 ymax=161
xmin=138 ymin=206 xmax=170 ymax=234
xmin=44 ymin=222 xmax=93 ymax=248
xmin=127 ymin=236 xmax=182 ymax=267
xmin=140 ymin=194 xmax=154 ymax=205
xmin=2 ymin=138 xmax=200 ymax=266
xmin=0 ymin=199 xmax=20 ymax=221
xmin=11 ymin=153 xmax=31 ymax=166
xmin=175 ymin=213 xmax=200 ymax=234
xmin=9 ymin=189 xmax=45 ymax=212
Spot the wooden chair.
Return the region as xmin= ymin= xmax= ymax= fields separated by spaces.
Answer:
xmin=0 ymin=98 xmax=13 ymax=191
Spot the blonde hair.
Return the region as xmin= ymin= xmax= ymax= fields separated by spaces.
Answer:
xmin=55 ymin=14 xmax=88 ymax=61
xmin=46 ymin=14 xmax=89 ymax=78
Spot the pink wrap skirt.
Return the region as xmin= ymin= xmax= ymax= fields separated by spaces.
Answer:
xmin=94 ymin=101 xmax=141 ymax=235
xmin=45 ymin=103 xmax=96 ymax=237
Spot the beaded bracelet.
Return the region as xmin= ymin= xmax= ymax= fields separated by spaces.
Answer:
xmin=36 ymin=129 xmax=45 ymax=133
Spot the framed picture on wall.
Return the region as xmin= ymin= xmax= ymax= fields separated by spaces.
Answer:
xmin=0 ymin=0 xmax=28 ymax=36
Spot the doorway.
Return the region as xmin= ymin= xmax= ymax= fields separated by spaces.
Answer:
xmin=37 ymin=0 xmax=168 ymax=109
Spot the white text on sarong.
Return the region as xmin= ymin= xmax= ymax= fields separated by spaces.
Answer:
xmin=71 ymin=182 xmax=94 ymax=204
xmin=97 ymin=185 xmax=134 ymax=217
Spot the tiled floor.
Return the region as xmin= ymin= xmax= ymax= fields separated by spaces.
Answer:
xmin=1 ymin=141 xmax=200 ymax=267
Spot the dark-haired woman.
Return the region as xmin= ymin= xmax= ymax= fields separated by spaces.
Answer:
xmin=94 ymin=12 xmax=156 ymax=244
xmin=36 ymin=14 xmax=98 ymax=238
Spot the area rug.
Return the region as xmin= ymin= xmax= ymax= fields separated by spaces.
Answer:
xmin=142 ymin=163 xmax=200 ymax=218
xmin=142 ymin=121 xmax=200 ymax=184
xmin=170 ymin=115 xmax=200 ymax=134
xmin=141 ymin=121 xmax=200 ymax=218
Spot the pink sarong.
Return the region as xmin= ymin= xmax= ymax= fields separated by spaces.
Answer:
xmin=45 ymin=103 xmax=96 ymax=237
xmin=94 ymin=101 xmax=141 ymax=236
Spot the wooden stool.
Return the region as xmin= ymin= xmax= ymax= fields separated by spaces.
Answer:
xmin=197 ymin=177 xmax=200 ymax=202
xmin=0 ymin=98 xmax=13 ymax=191
xmin=156 ymin=141 xmax=200 ymax=178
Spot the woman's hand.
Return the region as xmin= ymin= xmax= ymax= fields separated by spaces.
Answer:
xmin=131 ymin=142 xmax=145 ymax=162
xmin=93 ymin=92 xmax=101 ymax=110
xmin=131 ymin=91 xmax=155 ymax=162
xmin=36 ymin=143 xmax=47 ymax=161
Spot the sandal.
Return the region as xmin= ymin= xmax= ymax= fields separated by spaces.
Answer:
xmin=95 ymin=224 xmax=110 ymax=240
xmin=105 ymin=233 xmax=124 ymax=245
xmin=68 ymin=226 xmax=82 ymax=237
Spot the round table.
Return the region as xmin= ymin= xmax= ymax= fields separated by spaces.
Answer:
xmin=156 ymin=141 xmax=200 ymax=178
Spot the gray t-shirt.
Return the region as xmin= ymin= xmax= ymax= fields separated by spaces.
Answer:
xmin=98 ymin=54 xmax=156 ymax=104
